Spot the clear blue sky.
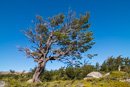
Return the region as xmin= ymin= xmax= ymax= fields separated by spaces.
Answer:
xmin=0 ymin=0 xmax=130 ymax=71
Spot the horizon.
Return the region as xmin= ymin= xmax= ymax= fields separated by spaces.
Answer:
xmin=0 ymin=0 xmax=130 ymax=71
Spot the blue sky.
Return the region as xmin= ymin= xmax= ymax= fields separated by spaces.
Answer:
xmin=0 ymin=0 xmax=130 ymax=71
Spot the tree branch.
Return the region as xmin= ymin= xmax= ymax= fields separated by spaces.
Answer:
xmin=46 ymin=47 xmax=71 ymax=61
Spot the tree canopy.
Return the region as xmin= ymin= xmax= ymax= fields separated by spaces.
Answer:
xmin=19 ymin=11 xmax=95 ymax=65
xmin=18 ymin=11 xmax=95 ymax=82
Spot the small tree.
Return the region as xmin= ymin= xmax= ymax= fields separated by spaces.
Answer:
xmin=100 ymin=61 xmax=108 ymax=72
xmin=96 ymin=62 xmax=99 ymax=71
xmin=19 ymin=11 xmax=95 ymax=82
xmin=10 ymin=70 xmax=15 ymax=74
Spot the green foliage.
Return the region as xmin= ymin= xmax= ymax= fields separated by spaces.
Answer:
xmin=0 ymin=72 xmax=32 ymax=87
xmin=80 ymin=64 xmax=96 ymax=78
xmin=2 ymin=64 xmax=130 ymax=87
xmin=3 ymin=72 xmax=130 ymax=87
xmin=48 ymin=13 xmax=65 ymax=27
xmin=65 ymin=67 xmax=75 ymax=80
xmin=9 ymin=70 xmax=15 ymax=74
xmin=41 ymin=64 xmax=96 ymax=81
xmin=107 ymin=71 xmax=128 ymax=80
xmin=100 ymin=56 xmax=130 ymax=72
xmin=41 ymin=70 xmax=54 ymax=82
xmin=20 ymin=11 xmax=95 ymax=66
xmin=96 ymin=62 xmax=100 ymax=71
xmin=26 ymin=64 xmax=96 ymax=81
xmin=19 ymin=11 xmax=96 ymax=82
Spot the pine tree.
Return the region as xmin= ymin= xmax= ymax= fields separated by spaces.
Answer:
xmin=18 ymin=11 xmax=95 ymax=82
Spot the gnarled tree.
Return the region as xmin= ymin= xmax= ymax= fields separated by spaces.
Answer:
xmin=19 ymin=11 xmax=95 ymax=83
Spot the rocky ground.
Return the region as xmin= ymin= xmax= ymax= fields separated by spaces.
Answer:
xmin=0 ymin=81 xmax=6 ymax=87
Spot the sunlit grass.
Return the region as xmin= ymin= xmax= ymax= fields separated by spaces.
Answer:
xmin=1 ymin=71 xmax=130 ymax=87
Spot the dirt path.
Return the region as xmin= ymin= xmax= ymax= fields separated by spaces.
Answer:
xmin=0 ymin=81 xmax=6 ymax=87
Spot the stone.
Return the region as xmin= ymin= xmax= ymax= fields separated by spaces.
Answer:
xmin=27 ymin=79 xmax=33 ymax=83
xmin=84 ymin=71 xmax=102 ymax=80
xmin=0 ymin=81 xmax=6 ymax=87
xmin=103 ymin=72 xmax=110 ymax=77
xmin=120 ymin=79 xmax=130 ymax=82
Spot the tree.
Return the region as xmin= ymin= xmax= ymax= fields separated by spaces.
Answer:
xmin=19 ymin=11 xmax=95 ymax=82
xmin=115 ymin=55 xmax=123 ymax=71
xmin=95 ymin=62 xmax=100 ymax=71
xmin=65 ymin=67 xmax=75 ymax=80
xmin=123 ymin=57 xmax=130 ymax=72
xmin=100 ymin=61 xmax=108 ymax=72
xmin=107 ymin=56 xmax=115 ymax=71
xmin=81 ymin=64 xmax=96 ymax=78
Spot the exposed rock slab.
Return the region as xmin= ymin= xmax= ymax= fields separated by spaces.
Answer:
xmin=103 ymin=72 xmax=110 ymax=77
xmin=84 ymin=72 xmax=103 ymax=80
xmin=27 ymin=79 xmax=33 ymax=83
xmin=120 ymin=79 xmax=130 ymax=82
xmin=0 ymin=81 xmax=6 ymax=87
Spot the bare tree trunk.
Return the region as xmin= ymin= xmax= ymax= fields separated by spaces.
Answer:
xmin=118 ymin=65 xmax=121 ymax=72
xmin=32 ymin=60 xmax=47 ymax=83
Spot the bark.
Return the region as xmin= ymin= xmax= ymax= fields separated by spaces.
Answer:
xmin=32 ymin=60 xmax=47 ymax=83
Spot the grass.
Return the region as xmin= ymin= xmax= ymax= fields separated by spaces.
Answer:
xmin=1 ymin=71 xmax=130 ymax=87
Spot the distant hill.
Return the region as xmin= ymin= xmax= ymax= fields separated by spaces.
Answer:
xmin=0 ymin=71 xmax=28 ymax=75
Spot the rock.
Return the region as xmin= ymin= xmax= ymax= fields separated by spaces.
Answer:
xmin=27 ymin=79 xmax=33 ymax=83
xmin=103 ymin=72 xmax=110 ymax=77
xmin=0 ymin=81 xmax=6 ymax=87
xmin=87 ymin=72 xmax=103 ymax=78
xmin=83 ymin=77 xmax=88 ymax=80
xmin=27 ymin=79 xmax=42 ymax=83
xmin=84 ymin=72 xmax=102 ymax=80
xmin=120 ymin=79 xmax=130 ymax=82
